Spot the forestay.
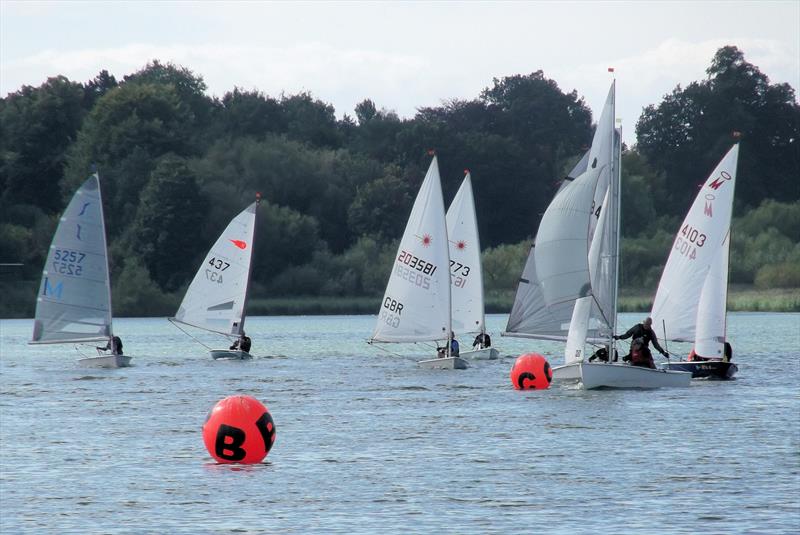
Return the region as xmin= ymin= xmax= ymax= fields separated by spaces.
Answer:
xmin=173 ymin=202 xmax=258 ymax=337
xmin=371 ymin=156 xmax=451 ymax=343
xmin=651 ymin=144 xmax=739 ymax=342
xmin=31 ymin=174 xmax=113 ymax=345
xmin=446 ymin=173 xmax=485 ymax=334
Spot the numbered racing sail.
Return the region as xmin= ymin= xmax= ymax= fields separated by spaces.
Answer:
xmin=446 ymin=172 xmax=485 ymax=334
xmin=371 ymin=156 xmax=451 ymax=343
xmin=651 ymin=144 xmax=739 ymax=342
xmin=31 ymin=174 xmax=114 ymax=345
xmin=172 ymin=201 xmax=259 ymax=337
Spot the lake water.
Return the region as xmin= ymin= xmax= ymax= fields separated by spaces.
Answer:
xmin=1 ymin=312 xmax=798 ymax=534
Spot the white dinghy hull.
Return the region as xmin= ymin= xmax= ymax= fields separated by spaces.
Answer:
xmin=211 ymin=349 xmax=252 ymax=360
xmin=418 ymin=356 xmax=469 ymax=370
xmin=552 ymin=361 xmax=691 ymax=389
xmin=78 ymin=355 xmax=132 ymax=368
xmin=460 ymin=347 xmax=499 ymax=360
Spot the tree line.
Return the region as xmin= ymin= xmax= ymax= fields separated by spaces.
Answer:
xmin=1 ymin=45 xmax=798 ymax=317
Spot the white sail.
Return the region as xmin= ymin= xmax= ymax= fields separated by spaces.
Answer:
xmin=31 ymin=174 xmax=114 ymax=345
xmin=446 ymin=173 xmax=484 ymax=334
xmin=506 ymin=82 xmax=617 ymax=343
xmin=371 ymin=156 xmax=451 ymax=343
xmin=173 ymin=202 xmax=258 ymax=337
xmin=695 ymin=233 xmax=730 ymax=357
xmin=651 ymin=144 xmax=739 ymax=342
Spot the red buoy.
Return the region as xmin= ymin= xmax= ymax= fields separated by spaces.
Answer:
xmin=202 ymin=395 xmax=276 ymax=464
xmin=510 ymin=353 xmax=552 ymax=390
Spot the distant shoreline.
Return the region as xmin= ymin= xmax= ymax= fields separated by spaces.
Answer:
xmin=2 ymin=286 xmax=797 ymax=319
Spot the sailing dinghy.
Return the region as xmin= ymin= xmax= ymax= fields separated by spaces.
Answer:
xmin=651 ymin=144 xmax=740 ymax=379
xmin=446 ymin=171 xmax=498 ymax=360
xmin=503 ymin=81 xmax=690 ymax=388
xmin=369 ymin=155 xmax=466 ymax=370
xmin=170 ymin=195 xmax=260 ymax=360
xmin=30 ymin=173 xmax=131 ymax=368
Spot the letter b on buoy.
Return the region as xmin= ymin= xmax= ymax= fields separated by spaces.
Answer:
xmin=203 ymin=395 xmax=276 ymax=464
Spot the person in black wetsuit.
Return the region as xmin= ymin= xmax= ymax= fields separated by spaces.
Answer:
xmin=614 ymin=317 xmax=667 ymax=368
xmin=472 ymin=332 xmax=491 ymax=349
xmin=230 ymin=333 xmax=252 ymax=353
xmin=97 ymin=335 xmax=123 ymax=355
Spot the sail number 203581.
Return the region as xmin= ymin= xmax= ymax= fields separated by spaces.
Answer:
xmin=673 ymin=224 xmax=707 ymax=260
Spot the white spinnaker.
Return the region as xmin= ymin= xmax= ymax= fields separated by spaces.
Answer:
xmin=31 ymin=174 xmax=114 ymax=344
xmin=446 ymin=173 xmax=484 ymax=334
xmin=371 ymin=156 xmax=451 ymax=343
xmin=174 ymin=202 xmax=257 ymax=337
xmin=694 ymin=233 xmax=730 ymax=357
xmin=651 ymin=144 xmax=739 ymax=342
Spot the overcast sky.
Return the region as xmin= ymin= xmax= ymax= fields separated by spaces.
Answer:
xmin=2 ymin=1 xmax=798 ymax=145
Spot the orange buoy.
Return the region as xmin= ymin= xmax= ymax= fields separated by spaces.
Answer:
xmin=202 ymin=395 xmax=276 ymax=464
xmin=510 ymin=353 xmax=552 ymax=390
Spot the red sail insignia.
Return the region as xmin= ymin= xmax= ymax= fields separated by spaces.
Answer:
xmin=231 ymin=239 xmax=247 ymax=250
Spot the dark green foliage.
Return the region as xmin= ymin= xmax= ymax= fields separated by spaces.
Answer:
xmin=1 ymin=46 xmax=798 ymax=317
xmin=0 ymin=76 xmax=86 ymax=212
xmin=128 ymin=155 xmax=209 ymax=291
xmin=636 ymin=46 xmax=800 ymax=214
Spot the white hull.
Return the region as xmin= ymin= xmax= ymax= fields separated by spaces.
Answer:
xmin=552 ymin=361 xmax=691 ymax=389
xmin=460 ymin=347 xmax=499 ymax=360
xmin=78 ymin=355 xmax=132 ymax=368
xmin=418 ymin=356 xmax=469 ymax=370
xmin=211 ymin=349 xmax=252 ymax=360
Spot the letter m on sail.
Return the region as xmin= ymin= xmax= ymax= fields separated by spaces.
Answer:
xmin=708 ymin=177 xmax=726 ymax=190
xmin=44 ymin=277 xmax=63 ymax=298
xmin=704 ymin=201 xmax=713 ymax=217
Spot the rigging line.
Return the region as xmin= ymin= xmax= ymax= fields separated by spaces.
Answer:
xmin=168 ymin=319 xmax=214 ymax=350
xmin=369 ymin=342 xmax=413 ymax=360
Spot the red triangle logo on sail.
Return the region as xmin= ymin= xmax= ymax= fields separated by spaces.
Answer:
xmin=231 ymin=239 xmax=247 ymax=250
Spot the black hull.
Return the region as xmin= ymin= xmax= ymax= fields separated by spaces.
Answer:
xmin=663 ymin=360 xmax=738 ymax=379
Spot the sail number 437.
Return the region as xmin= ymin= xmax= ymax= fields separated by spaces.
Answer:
xmin=674 ymin=224 xmax=707 ymax=260
xmin=205 ymin=257 xmax=230 ymax=284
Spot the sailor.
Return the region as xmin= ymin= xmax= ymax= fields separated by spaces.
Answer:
xmin=230 ymin=332 xmax=252 ymax=353
xmin=472 ymin=332 xmax=491 ymax=349
xmin=614 ymin=317 xmax=667 ymax=365
xmin=450 ymin=333 xmax=460 ymax=357
xmin=97 ymin=335 xmax=123 ymax=355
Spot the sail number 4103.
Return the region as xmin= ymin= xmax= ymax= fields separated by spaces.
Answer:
xmin=674 ymin=224 xmax=707 ymax=260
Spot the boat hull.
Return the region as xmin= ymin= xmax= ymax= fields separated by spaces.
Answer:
xmin=552 ymin=361 xmax=691 ymax=389
xmin=418 ymin=356 xmax=469 ymax=370
xmin=211 ymin=349 xmax=252 ymax=360
xmin=78 ymin=355 xmax=132 ymax=368
xmin=661 ymin=360 xmax=738 ymax=379
xmin=459 ymin=347 xmax=499 ymax=360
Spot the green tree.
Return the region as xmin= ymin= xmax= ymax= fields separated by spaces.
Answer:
xmin=0 ymin=76 xmax=86 ymax=212
xmin=128 ymin=155 xmax=209 ymax=291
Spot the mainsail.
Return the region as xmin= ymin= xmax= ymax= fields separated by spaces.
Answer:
xmin=446 ymin=172 xmax=485 ymax=334
xmin=31 ymin=174 xmax=114 ymax=345
xmin=694 ymin=233 xmax=731 ymax=357
xmin=505 ymin=82 xmax=619 ymax=345
xmin=371 ymin=156 xmax=451 ymax=343
xmin=651 ymin=144 xmax=739 ymax=343
xmin=173 ymin=201 xmax=258 ymax=337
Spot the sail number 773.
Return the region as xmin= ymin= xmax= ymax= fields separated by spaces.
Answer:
xmin=673 ymin=224 xmax=707 ymax=260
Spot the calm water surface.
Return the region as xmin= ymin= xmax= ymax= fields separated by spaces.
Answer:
xmin=1 ymin=313 xmax=799 ymax=534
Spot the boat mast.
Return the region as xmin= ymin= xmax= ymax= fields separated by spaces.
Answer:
xmin=610 ymin=78 xmax=621 ymax=356
xmin=238 ymin=192 xmax=261 ymax=339
xmin=95 ymin=169 xmax=115 ymax=347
